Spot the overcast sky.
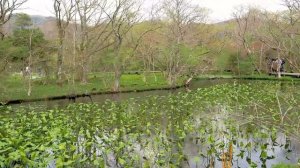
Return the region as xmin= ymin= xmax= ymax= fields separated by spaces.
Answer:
xmin=19 ymin=0 xmax=287 ymax=22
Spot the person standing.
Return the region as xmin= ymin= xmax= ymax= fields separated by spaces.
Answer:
xmin=280 ymin=58 xmax=285 ymax=72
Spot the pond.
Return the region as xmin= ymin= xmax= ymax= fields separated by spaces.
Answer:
xmin=0 ymin=79 xmax=300 ymax=167
xmin=12 ymin=79 xmax=233 ymax=109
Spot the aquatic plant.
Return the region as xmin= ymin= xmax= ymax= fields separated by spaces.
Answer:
xmin=0 ymin=81 xmax=299 ymax=167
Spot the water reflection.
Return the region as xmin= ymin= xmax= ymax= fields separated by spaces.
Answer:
xmin=182 ymin=111 xmax=300 ymax=168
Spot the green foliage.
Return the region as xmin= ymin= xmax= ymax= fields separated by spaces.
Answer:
xmin=0 ymin=28 xmax=47 ymax=65
xmin=272 ymin=163 xmax=298 ymax=168
xmin=14 ymin=13 xmax=33 ymax=29
xmin=179 ymin=44 xmax=208 ymax=66
xmin=0 ymin=38 xmax=28 ymax=63
xmin=0 ymin=81 xmax=299 ymax=167
xmin=12 ymin=28 xmax=45 ymax=48
xmin=158 ymin=43 xmax=208 ymax=75
xmin=239 ymin=56 xmax=256 ymax=75
xmin=215 ymin=50 xmax=234 ymax=71
xmin=227 ymin=53 xmax=257 ymax=75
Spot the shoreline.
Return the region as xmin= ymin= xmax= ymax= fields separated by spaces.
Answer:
xmin=2 ymin=75 xmax=300 ymax=105
xmin=196 ymin=75 xmax=300 ymax=81
xmin=1 ymin=85 xmax=185 ymax=105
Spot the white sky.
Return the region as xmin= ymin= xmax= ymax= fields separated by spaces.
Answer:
xmin=18 ymin=0 xmax=287 ymax=22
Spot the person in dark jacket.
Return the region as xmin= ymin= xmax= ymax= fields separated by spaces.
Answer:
xmin=280 ymin=58 xmax=285 ymax=72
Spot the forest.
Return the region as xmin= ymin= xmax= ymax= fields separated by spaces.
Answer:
xmin=0 ymin=0 xmax=299 ymax=100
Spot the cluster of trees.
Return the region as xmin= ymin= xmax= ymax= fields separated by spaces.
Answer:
xmin=1 ymin=0 xmax=300 ymax=94
xmin=51 ymin=0 xmax=216 ymax=90
xmin=0 ymin=13 xmax=51 ymax=75
xmin=0 ymin=12 xmax=53 ymax=95
xmin=229 ymin=0 xmax=300 ymax=75
xmin=1 ymin=0 xmax=215 ymax=92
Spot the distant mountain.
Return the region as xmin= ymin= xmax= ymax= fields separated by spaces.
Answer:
xmin=3 ymin=14 xmax=238 ymax=41
xmin=30 ymin=15 xmax=56 ymax=26
xmin=3 ymin=14 xmax=57 ymax=40
xmin=214 ymin=18 xmax=236 ymax=25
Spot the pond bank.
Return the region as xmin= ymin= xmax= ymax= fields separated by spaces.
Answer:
xmin=2 ymin=74 xmax=300 ymax=105
xmin=0 ymin=73 xmax=184 ymax=104
xmin=1 ymin=85 xmax=185 ymax=105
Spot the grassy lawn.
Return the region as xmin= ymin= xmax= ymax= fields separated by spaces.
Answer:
xmin=0 ymin=72 xmax=181 ymax=102
xmin=196 ymin=73 xmax=300 ymax=81
xmin=2 ymin=72 xmax=299 ymax=102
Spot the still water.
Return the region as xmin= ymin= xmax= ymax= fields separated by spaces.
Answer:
xmin=3 ymin=79 xmax=300 ymax=167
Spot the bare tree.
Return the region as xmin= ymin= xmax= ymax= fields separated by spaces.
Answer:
xmin=280 ymin=0 xmax=300 ymax=71
xmin=136 ymin=29 xmax=160 ymax=82
xmin=103 ymin=0 xmax=141 ymax=91
xmin=0 ymin=0 xmax=28 ymax=40
xmin=232 ymin=6 xmax=266 ymax=75
xmin=154 ymin=0 xmax=209 ymax=86
xmin=53 ymin=0 xmax=75 ymax=82
xmin=232 ymin=1 xmax=300 ymax=75
xmin=74 ymin=0 xmax=113 ymax=84
xmin=257 ymin=2 xmax=300 ymax=73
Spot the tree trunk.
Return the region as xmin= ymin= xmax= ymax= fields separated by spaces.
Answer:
xmin=167 ymin=72 xmax=176 ymax=87
xmin=113 ymin=69 xmax=121 ymax=92
xmin=56 ymin=29 xmax=64 ymax=82
xmin=81 ymin=55 xmax=88 ymax=84
xmin=113 ymin=37 xmax=123 ymax=92
xmin=0 ymin=25 xmax=4 ymax=40
xmin=27 ymin=30 xmax=33 ymax=96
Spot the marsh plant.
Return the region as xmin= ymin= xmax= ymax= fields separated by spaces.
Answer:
xmin=0 ymin=81 xmax=300 ymax=167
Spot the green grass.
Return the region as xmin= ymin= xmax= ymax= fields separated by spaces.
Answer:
xmin=196 ymin=73 xmax=300 ymax=81
xmin=0 ymin=72 xmax=182 ymax=102
xmin=196 ymin=74 xmax=234 ymax=79
xmin=272 ymin=163 xmax=299 ymax=168
xmin=2 ymin=71 xmax=299 ymax=102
